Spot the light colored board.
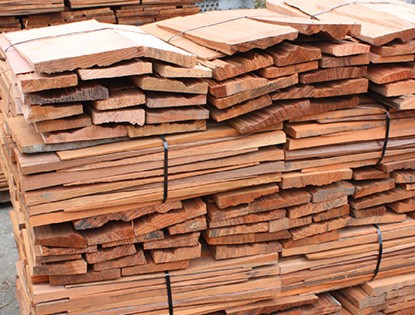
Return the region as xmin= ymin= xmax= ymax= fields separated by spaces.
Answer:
xmin=271 ymin=84 xmax=314 ymax=101
xmin=307 ymin=181 xmax=355 ymax=203
xmin=34 ymin=114 xmax=92 ymax=133
xmin=92 ymin=86 xmax=146 ymax=110
xmin=153 ymin=62 xmax=212 ymax=78
xmin=300 ymin=66 xmax=367 ymax=84
xmin=22 ymin=103 xmax=84 ymax=123
xmin=4 ymin=20 xmax=141 ymax=73
xmin=209 ymin=95 xmax=272 ymax=122
xmin=90 ymin=106 xmax=145 ymax=125
xmin=141 ymin=22 xmax=225 ymax=61
xmin=354 ymin=178 xmax=395 ymax=199
xmin=208 ymin=73 xmax=298 ymax=109
xmin=267 ymin=42 xmax=321 ymax=66
xmin=287 ymin=196 xmax=348 ymax=219
xmin=370 ymin=52 xmax=414 ymax=64
xmin=145 ymin=106 xmax=209 ymax=124
xmin=230 ymin=96 xmax=358 ymax=134
xmin=313 ymin=78 xmax=369 ymax=98
xmin=207 ymin=74 xmax=269 ymax=99
xmin=257 ymin=61 xmax=319 ymax=79
xmin=127 ymin=120 xmax=206 ymax=138
xmin=319 ymin=54 xmax=369 ymax=68
xmin=310 ymin=40 xmax=370 ymax=57
xmin=17 ymin=72 xmax=78 ymax=93
xmin=210 ymin=242 xmax=280 ymax=260
xmin=145 ymin=92 xmax=206 ymax=108
xmin=280 ymin=169 xmax=352 ymax=189
xmin=77 ymin=59 xmax=152 ymax=80
xmin=267 ymin=0 xmax=415 ymax=46
xmin=367 ymin=64 xmax=415 ymax=85
xmin=131 ymin=75 xmax=208 ymax=94
xmin=212 ymin=183 xmax=279 ymax=209
xmin=371 ymin=39 xmax=415 ymax=56
xmin=369 ymin=79 xmax=415 ymax=97
xmin=40 ymin=124 xmax=128 ymax=144
xmin=200 ymin=50 xmax=273 ymax=81
xmin=156 ymin=10 xmax=298 ymax=54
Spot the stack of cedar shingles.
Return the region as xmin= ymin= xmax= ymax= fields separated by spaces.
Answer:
xmin=4 ymin=2 xmax=415 ymax=314
xmin=266 ymin=0 xmax=415 ymax=226
xmin=0 ymin=16 xmax=297 ymax=314
xmin=262 ymin=0 xmax=415 ymax=305
xmin=150 ymin=0 xmax=415 ymax=304
xmin=333 ymin=272 xmax=415 ymax=314
xmin=114 ymin=2 xmax=200 ymax=26
xmin=224 ymin=293 xmax=342 ymax=315
xmin=0 ymin=0 xmax=200 ymax=31
xmin=0 ymin=0 xmax=64 ymax=16
xmin=146 ymin=10 xmax=364 ymax=265
xmin=145 ymin=4 xmax=415 ymax=309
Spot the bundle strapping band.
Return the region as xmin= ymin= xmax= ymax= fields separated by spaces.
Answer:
xmin=164 ymin=271 xmax=174 ymax=315
xmin=372 ymin=224 xmax=383 ymax=281
xmin=376 ymin=109 xmax=390 ymax=165
xmin=358 ymin=105 xmax=391 ymax=165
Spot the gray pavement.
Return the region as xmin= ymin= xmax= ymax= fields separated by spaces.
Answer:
xmin=0 ymin=204 xmax=20 ymax=315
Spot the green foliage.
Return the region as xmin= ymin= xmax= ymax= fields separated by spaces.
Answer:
xmin=255 ymin=0 xmax=266 ymax=8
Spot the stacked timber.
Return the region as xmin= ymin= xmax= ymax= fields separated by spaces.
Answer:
xmin=146 ymin=7 xmax=415 ymax=305
xmin=21 ymin=198 xmax=208 ymax=285
xmin=279 ymin=219 xmax=415 ymax=296
xmin=0 ymin=20 xmax=211 ymax=136
xmin=0 ymin=17 xmax=22 ymax=32
xmin=146 ymin=9 xmax=363 ymax=264
xmin=114 ymin=3 xmax=201 ymax=26
xmin=0 ymin=0 xmax=64 ymax=16
xmin=11 ymin=202 xmax=280 ymax=314
xmin=223 ymin=293 xmax=342 ymax=315
xmin=22 ymin=8 xmax=117 ymax=28
xmin=265 ymin=0 xmax=415 ymax=111
xmin=265 ymin=0 xmax=415 ymax=225
xmin=334 ymin=272 xmax=415 ymax=314
xmin=390 ymin=170 xmax=415 ymax=217
xmin=0 ymin=16 xmax=297 ymax=314
xmin=0 ymin=1 xmax=200 ymax=31
xmin=67 ymin=0 xmax=199 ymax=9
xmin=147 ymin=9 xmax=362 ymax=134
xmin=11 ymin=201 xmax=280 ymax=314
xmin=283 ymin=97 xmax=415 ymax=225
xmin=5 ymin=3 xmax=415 ymax=314
xmin=205 ymin=185 xmax=297 ymax=260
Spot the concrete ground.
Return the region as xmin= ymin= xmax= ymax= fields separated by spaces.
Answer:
xmin=0 ymin=203 xmax=20 ymax=315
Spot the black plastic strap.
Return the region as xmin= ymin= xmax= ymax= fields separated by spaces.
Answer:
xmin=161 ymin=135 xmax=169 ymax=203
xmin=372 ymin=224 xmax=383 ymax=281
xmin=164 ymin=271 xmax=174 ymax=315
xmin=376 ymin=110 xmax=390 ymax=165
